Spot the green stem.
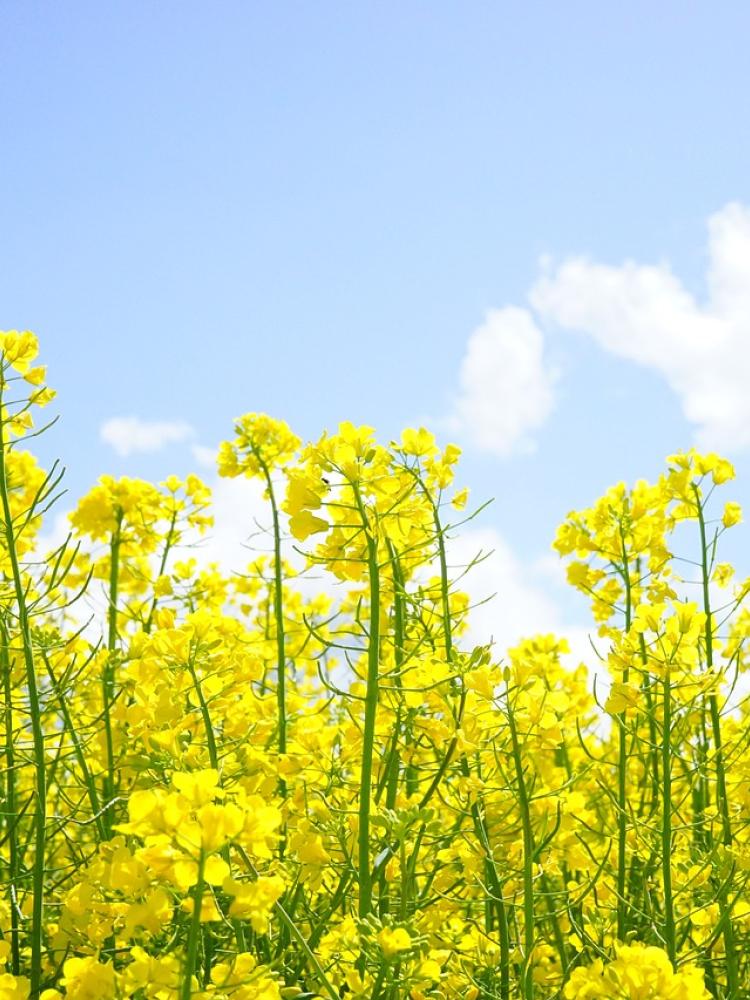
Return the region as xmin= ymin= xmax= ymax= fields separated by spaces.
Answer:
xmin=353 ymin=484 xmax=381 ymax=920
xmin=430 ymin=495 xmax=453 ymax=663
xmin=181 ymin=851 xmax=206 ymax=1000
xmin=144 ymin=510 xmax=177 ymax=633
xmin=507 ymin=693 xmax=535 ymax=1000
xmin=616 ymin=527 xmax=632 ymax=941
xmin=42 ymin=652 xmax=106 ymax=842
xmin=661 ymin=665 xmax=676 ymax=965
xmin=1 ymin=625 xmax=20 ymax=975
xmin=694 ymin=486 xmax=738 ymax=997
xmin=379 ymin=542 xmax=405 ymax=917
xmin=102 ymin=506 xmax=123 ymax=836
xmin=185 ymin=654 xmax=246 ymax=951
xmin=258 ymin=458 xmax=288 ymax=801
xmin=237 ymin=844 xmax=339 ymax=1000
xmin=472 ymin=796 xmax=510 ymax=1000
xmin=0 ymin=408 xmax=45 ymax=998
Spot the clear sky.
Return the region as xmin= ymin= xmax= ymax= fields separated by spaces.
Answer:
xmin=3 ymin=2 xmax=750 ymax=653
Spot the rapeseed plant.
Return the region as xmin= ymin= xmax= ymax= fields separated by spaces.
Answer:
xmin=0 ymin=332 xmax=748 ymax=999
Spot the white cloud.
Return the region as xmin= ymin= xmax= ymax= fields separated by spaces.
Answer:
xmin=447 ymin=307 xmax=557 ymax=457
xmin=100 ymin=416 xmax=194 ymax=456
xmin=191 ymin=474 xmax=274 ymax=571
xmin=448 ymin=526 xmax=599 ymax=675
xmin=531 ymin=201 xmax=750 ymax=452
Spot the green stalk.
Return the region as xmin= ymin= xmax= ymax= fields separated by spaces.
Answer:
xmin=102 ymin=506 xmax=123 ymax=837
xmin=379 ymin=542 xmax=405 ymax=917
xmin=181 ymin=851 xmax=206 ymax=1000
xmin=693 ymin=712 xmax=709 ymax=854
xmin=237 ymin=844 xmax=340 ymax=1000
xmin=616 ymin=527 xmax=632 ymax=941
xmin=410 ymin=475 xmax=466 ymax=808
xmin=507 ymin=693 xmax=535 ymax=1000
xmin=496 ymin=893 xmax=511 ymax=1000
xmin=42 ymin=652 xmax=106 ymax=842
xmin=472 ymin=797 xmax=510 ymax=1000
xmin=352 ymin=483 xmax=381 ymax=920
xmin=0 ymin=407 xmax=45 ymax=998
xmin=1 ymin=625 xmax=20 ymax=975
xmin=429 ymin=491 xmax=453 ymax=663
xmin=144 ymin=510 xmax=177 ymax=633
xmin=661 ymin=665 xmax=676 ymax=965
xmin=257 ymin=457 xmax=288 ymax=799
xmin=417 ymin=471 xmax=513 ymax=990
xmin=694 ymin=486 xmax=738 ymax=997
xmin=185 ymin=654 xmax=246 ymax=951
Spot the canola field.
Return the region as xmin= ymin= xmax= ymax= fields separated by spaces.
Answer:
xmin=0 ymin=331 xmax=748 ymax=1000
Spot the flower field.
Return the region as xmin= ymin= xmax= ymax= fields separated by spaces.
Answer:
xmin=1 ymin=331 xmax=749 ymax=1000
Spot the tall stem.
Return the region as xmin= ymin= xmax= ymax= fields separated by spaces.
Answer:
xmin=616 ymin=527 xmax=632 ymax=941
xmin=181 ymin=851 xmax=206 ymax=1000
xmin=695 ymin=486 xmax=737 ymax=997
xmin=144 ymin=510 xmax=177 ymax=633
xmin=353 ymin=485 xmax=380 ymax=920
xmin=0 ymin=409 xmax=45 ymax=998
xmin=507 ymin=694 xmax=535 ymax=1000
xmin=1 ymin=625 xmax=20 ymax=975
xmin=102 ymin=506 xmax=123 ymax=836
xmin=43 ymin=652 xmax=106 ymax=842
xmin=379 ymin=543 xmax=405 ymax=917
xmin=661 ymin=666 xmax=676 ymax=964
xmin=185 ymin=653 xmax=246 ymax=951
xmin=258 ymin=459 xmax=287 ymax=793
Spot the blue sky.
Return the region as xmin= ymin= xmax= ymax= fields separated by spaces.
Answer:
xmin=3 ymin=2 xmax=750 ymax=651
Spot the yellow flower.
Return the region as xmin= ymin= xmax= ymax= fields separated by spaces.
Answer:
xmin=61 ymin=958 xmax=116 ymax=1000
xmin=218 ymin=413 xmax=300 ymax=479
xmin=400 ymin=426 xmax=438 ymax=457
xmin=605 ymin=681 xmax=640 ymax=716
xmin=377 ymin=926 xmax=413 ymax=957
xmin=172 ymin=768 xmax=223 ymax=806
xmin=451 ymin=487 xmax=470 ymax=510
xmin=289 ymin=508 xmax=329 ymax=541
xmin=564 ymin=943 xmax=709 ymax=999
xmin=224 ymin=875 xmax=285 ymax=933
xmin=0 ymin=330 xmax=39 ymax=373
xmin=723 ymin=500 xmax=742 ymax=527
xmin=0 ymin=974 xmax=31 ymax=1000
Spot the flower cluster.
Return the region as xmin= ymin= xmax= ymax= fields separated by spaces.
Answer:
xmin=0 ymin=333 xmax=746 ymax=1000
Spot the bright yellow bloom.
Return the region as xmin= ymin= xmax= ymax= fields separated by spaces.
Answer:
xmin=61 ymin=958 xmax=116 ymax=1000
xmin=378 ymin=926 xmax=413 ymax=957
xmin=723 ymin=500 xmax=742 ymax=527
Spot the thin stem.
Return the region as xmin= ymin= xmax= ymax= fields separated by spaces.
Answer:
xmin=181 ymin=851 xmax=206 ymax=1000
xmin=185 ymin=653 xmax=246 ymax=952
xmin=144 ymin=510 xmax=177 ymax=633
xmin=694 ymin=485 xmax=738 ymax=997
xmin=661 ymin=665 xmax=676 ymax=965
xmin=102 ymin=506 xmax=123 ymax=836
xmin=507 ymin=693 xmax=535 ymax=1000
xmin=616 ymin=525 xmax=632 ymax=941
xmin=42 ymin=652 xmax=106 ymax=842
xmin=258 ymin=458 xmax=288 ymax=800
xmin=352 ymin=483 xmax=380 ymax=921
xmin=1 ymin=625 xmax=20 ymax=975
xmin=0 ymin=403 xmax=46 ymax=998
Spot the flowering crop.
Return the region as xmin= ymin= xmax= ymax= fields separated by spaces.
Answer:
xmin=0 ymin=333 xmax=747 ymax=999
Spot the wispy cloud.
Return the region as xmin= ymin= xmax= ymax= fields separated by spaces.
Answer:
xmin=445 ymin=306 xmax=557 ymax=457
xmin=531 ymin=202 xmax=750 ymax=452
xmin=100 ymin=416 xmax=194 ymax=456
